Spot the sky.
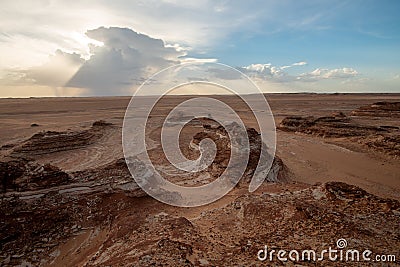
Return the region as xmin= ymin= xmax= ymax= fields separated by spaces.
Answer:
xmin=0 ymin=0 xmax=399 ymax=97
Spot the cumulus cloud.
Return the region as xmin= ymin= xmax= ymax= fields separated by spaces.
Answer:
xmin=1 ymin=26 xmax=222 ymax=96
xmin=204 ymin=63 xmax=293 ymax=83
xmin=241 ymin=63 xmax=286 ymax=78
xmin=238 ymin=63 xmax=358 ymax=84
xmin=298 ymin=67 xmax=358 ymax=81
xmin=0 ymin=0 xmax=289 ymax=68
xmin=65 ymin=27 xmax=188 ymax=95
xmin=0 ymin=24 xmax=360 ymax=96
xmin=239 ymin=63 xmax=296 ymax=82
xmin=242 ymin=63 xmax=272 ymax=73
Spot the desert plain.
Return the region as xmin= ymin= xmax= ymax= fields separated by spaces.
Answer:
xmin=0 ymin=93 xmax=399 ymax=266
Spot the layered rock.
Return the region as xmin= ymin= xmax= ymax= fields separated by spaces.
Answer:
xmin=278 ymin=112 xmax=399 ymax=157
xmin=351 ymin=101 xmax=400 ymax=117
xmin=11 ymin=120 xmax=114 ymax=156
xmin=0 ymin=158 xmax=70 ymax=192
xmin=22 ymin=182 xmax=397 ymax=266
xmin=189 ymin=122 xmax=288 ymax=183
xmin=278 ymin=114 xmax=388 ymax=138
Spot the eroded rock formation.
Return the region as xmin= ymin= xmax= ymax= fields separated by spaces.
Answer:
xmin=279 ymin=111 xmax=399 ymax=157
xmin=351 ymin=101 xmax=400 ymax=117
xmin=11 ymin=120 xmax=114 ymax=156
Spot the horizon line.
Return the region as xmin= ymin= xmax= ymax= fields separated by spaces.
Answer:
xmin=1 ymin=92 xmax=400 ymax=99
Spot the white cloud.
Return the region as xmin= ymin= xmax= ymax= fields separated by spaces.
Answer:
xmin=239 ymin=63 xmax=359 ymax=86
xmin=0 ymin=0 xmax=281 ymax=70
xmin=280 ymin=61 xmax=308 ymax=70
xmin=292 ymin=61 xmax=307 ymax=66
xmin=241 ymin=63 xmax=287 ymax=78
xmin=240 ymin=62 xmax=308 ymax=82
xmin=242 ymin=61 xmax=307 ymax=74
xmin=298 ymin=67 xmax=358 ymax=81
xmin=1 ymin=26 xmax=221 ymax=96
xmin=0 ymin=0 xmax=342 ymax=71
xmin=65 ymin=27 xmax=187 ymax=95
xmin=180 ymin=58 xmax=218 ymax=63
xmin=242 ymin=63 xmax=272 ymax=73
xmin=204 ymin=64 xmax=293 ymax=82
xmin=325 ymin=68 xmax=358 ymax=78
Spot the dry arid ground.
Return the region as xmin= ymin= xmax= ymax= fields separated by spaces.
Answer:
xmin=0 ymin=93 xmax=399 ymax=266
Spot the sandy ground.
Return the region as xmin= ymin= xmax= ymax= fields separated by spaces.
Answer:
xmin=1 ymin=93 xmax=399 ymax=200
xmin=1 ymin=93 xmax=400 ymax=266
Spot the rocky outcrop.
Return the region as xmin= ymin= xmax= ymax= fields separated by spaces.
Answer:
xmin=3 ymin=115 xmax=398 ymax=266
xmin=11 ymin=120 xmax=114 ymax=156
xmin=0 ymin=157 xmax=146 ymax=266
xmin=0 ymin=118 xmax=292 ymax=265
xmin=361 ymin=134 xmax=400 ymax=157
xmin=351 ymin=101 xmax=400 ymax=117
xmin=12 ymin=181 xmax=395 ymax=266
xmin=0 ymin=158 xmax=70 ymax=192
xmin=278 ymin=112 xmax=399 ymax=157
xmin=190 ymin=123 xmax=288 ymax=183
xmin=72 ymin=157 xmax=146 ymax=197
xmin=278 ymin=114 xmax=388 ymax=138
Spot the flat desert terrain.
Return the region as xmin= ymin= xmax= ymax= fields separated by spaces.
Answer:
xmin=1 ymin=93 xmax=399 ymax=266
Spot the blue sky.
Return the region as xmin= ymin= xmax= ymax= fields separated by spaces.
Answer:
xmin=0 ymin=0 xmax=399 ymax=96
xmin=193 ymin=1 xmax=400 ymax=74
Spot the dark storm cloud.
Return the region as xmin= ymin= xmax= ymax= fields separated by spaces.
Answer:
xmin=66 ymin=27 xmax=185 ymax=95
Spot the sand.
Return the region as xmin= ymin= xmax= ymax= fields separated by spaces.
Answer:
xmin=1 ymin=93 xmax=399 ymax=266
xmin=1 ymin=94 xmax=399 ymax=199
